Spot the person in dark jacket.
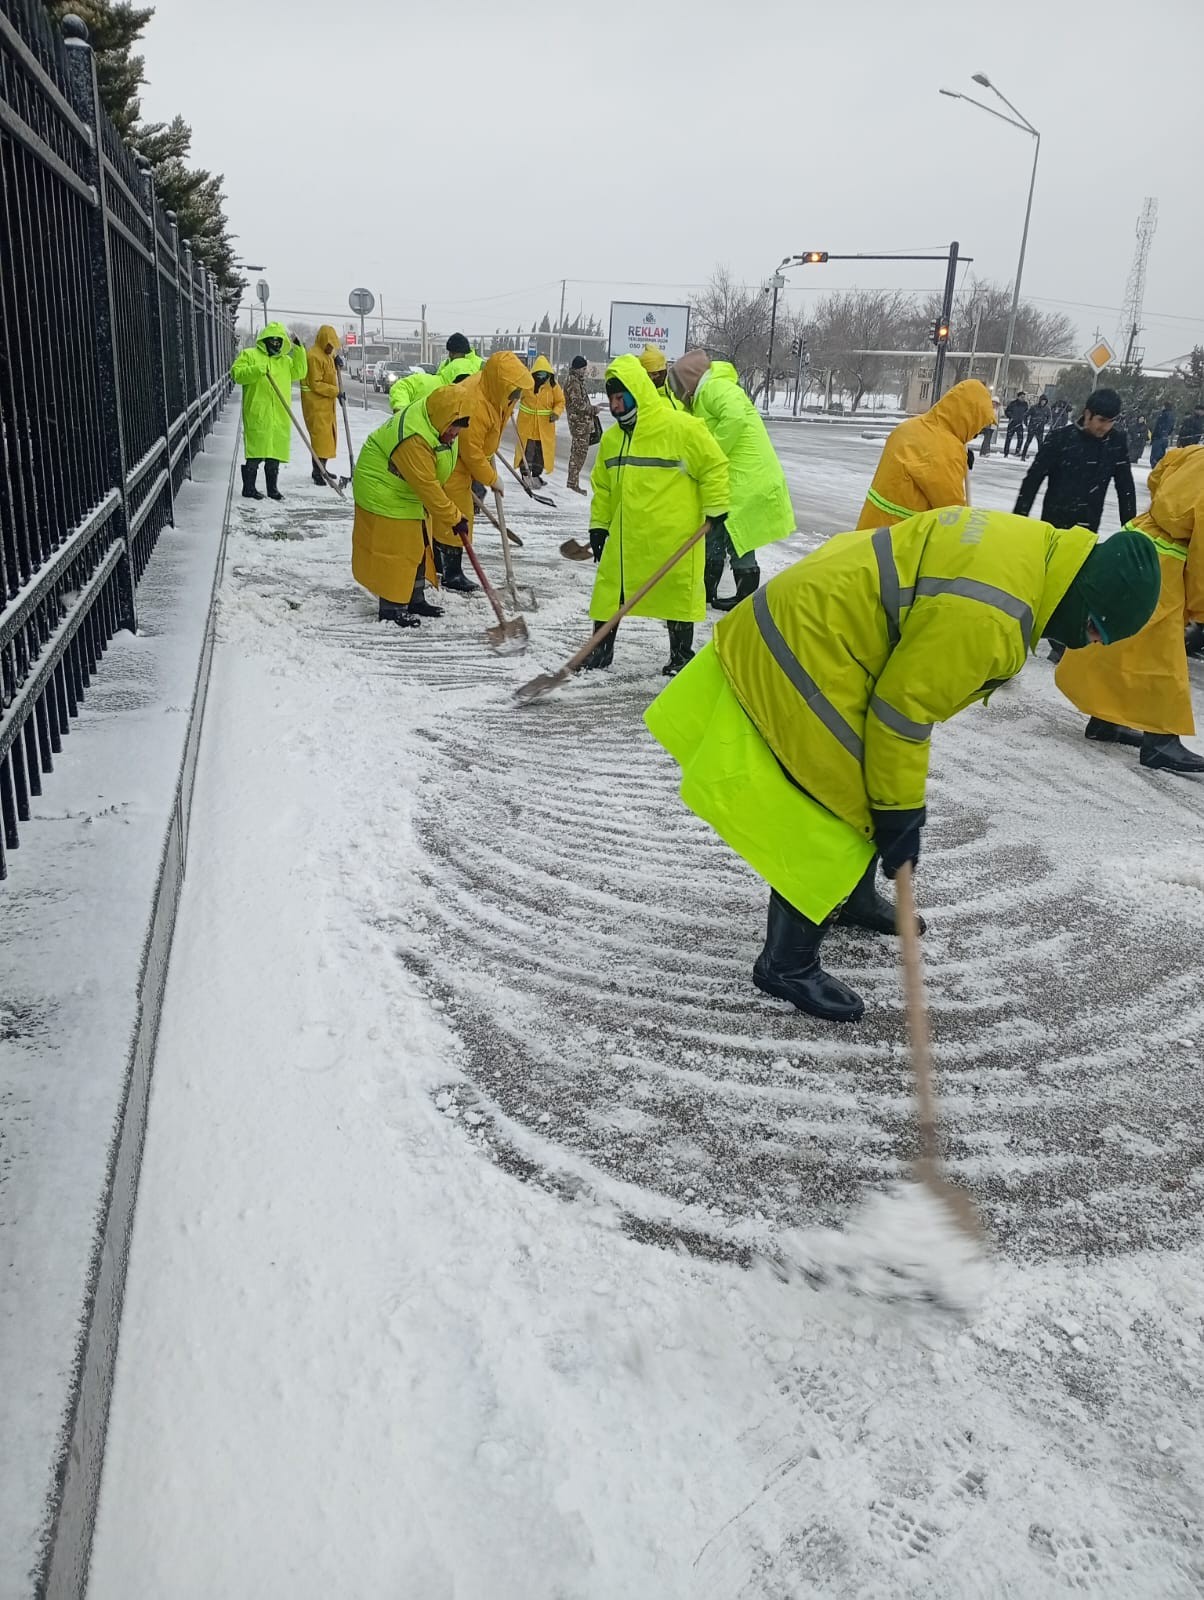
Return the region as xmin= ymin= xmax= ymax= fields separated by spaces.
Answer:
xmin=1015 ymin=388 xmax=1137 ymax=532
xmin=1126 ymin=413 xmax=1149 ymax=463
xmin=1178 ymin=405 xmax=1204 ymax=448
xmin=1050 ymin=399 xmax=1072 ymax=431
xmin=1003 ymin=392 xmax=1029 ymax=457
xmin=1021 ymin=395 xmax=1051 ymax=459
xmin=1150 ymin=404 xmax=1176 ymax=466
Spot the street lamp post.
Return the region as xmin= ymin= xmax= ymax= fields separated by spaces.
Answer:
xmin=939 ymin=75 xmax=1039 ymax=406
xmin=234 ymin=260 xmax=265 ymax=333
xmin=764 ymin=263 xmax=787 ymax=416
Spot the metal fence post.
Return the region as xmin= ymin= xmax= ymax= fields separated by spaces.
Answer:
xmin=166 ymin=212 xmax=193 ymax=480
xmin=60 ymin=15 xmax=137 ymax=632
xmin=137 ymin=155 xmax=175 ymax=523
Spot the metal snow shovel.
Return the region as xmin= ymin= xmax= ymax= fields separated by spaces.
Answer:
xmin=497 ymin=446 xmax=556 ymax=506
xmin=475 ymin=489 xmax=536 ymax=612
xmin=894 ymin=862 xmax=984 ymax=1246
xmin=456 ymin=533 xmax=530 ymax=655
xmin=515 ymin=522 xmax=709 ymax=703
xmin=266 ymin=373 xmax=347 ymax=497
xmin=559 ymin=537 xmax=593 ymax=561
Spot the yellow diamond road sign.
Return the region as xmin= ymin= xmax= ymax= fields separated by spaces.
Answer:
xmin=1085 ymin=340 xmax=1115 ymax=372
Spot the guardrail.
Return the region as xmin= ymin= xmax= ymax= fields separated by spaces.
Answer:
xmin=0 ymin=0 xmax=236 ymax=879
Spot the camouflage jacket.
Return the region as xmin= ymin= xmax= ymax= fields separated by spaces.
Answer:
xmin=563 ymin=369 xmax=596 ymax=430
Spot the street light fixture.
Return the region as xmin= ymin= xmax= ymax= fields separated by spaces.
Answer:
xmin=762 ymin=257 xmax=790 ymax=415
xmin=939 ymin=74 xmax=1039 ymax=404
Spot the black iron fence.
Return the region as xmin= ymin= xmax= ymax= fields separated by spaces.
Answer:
xmin=0 ymin=0 xmax=235 ymax=880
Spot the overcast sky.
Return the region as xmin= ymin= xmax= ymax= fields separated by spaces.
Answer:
xmin=139 ymin=0 xmax=1203 ymax=363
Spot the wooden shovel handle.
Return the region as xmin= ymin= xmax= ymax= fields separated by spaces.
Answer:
xmin=266 ymin=373 xmax=345 ymax=499
xmin=894 ymin=862 xmax=938 ymax=1163
xmin=457 ymin=531 xmax=509 ymax=628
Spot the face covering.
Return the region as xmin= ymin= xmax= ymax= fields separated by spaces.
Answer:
xmin=264 ymin=338 xmax=283 ymax=357
xmin=610 ymin=388 xmax=638 ymax=431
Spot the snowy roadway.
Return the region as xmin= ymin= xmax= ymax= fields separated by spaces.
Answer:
xmin=86 ymin=413 xmax=1204 ymax=1596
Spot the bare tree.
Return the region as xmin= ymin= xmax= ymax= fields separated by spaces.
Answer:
xmin=688 ymin=266 xmax=771 ymax=392
xmin=807 ymin=291 xmax=916 ymax=411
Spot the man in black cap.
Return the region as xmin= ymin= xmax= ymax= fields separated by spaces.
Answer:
xmin=562 ymin=355 xmax=600 ymax=495
xmin=1014 ymin=388 xmax=1136 ymax=534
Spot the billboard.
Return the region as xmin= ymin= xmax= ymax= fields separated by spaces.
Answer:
xmin=608 ymin=302 xmax=691 ymax=363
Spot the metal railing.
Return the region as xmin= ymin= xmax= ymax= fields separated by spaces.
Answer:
xmin=0 ymin=0 xmax=235 ymax=879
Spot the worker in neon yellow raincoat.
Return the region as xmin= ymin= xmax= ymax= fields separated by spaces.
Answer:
xmin=584 ymin=355 xmax=729 ymax=677
xmin=1056 ymin=444 xmax=1204 ymax=774
xmin=856 ymin=380 xmax=995 ymax=529
xmin=437 ymin=332 xmax=483 ymax=385
xmin=638 ymin=344 xmax=682 ymax=408
xmin=352 ymin=382 xmax=475 ymax=627
xmin=667 ymin=350 xmax=795 ymax=610
xmin=644 ymin=507 xmax=1159 ymax=1022
xmin=513 ymin=355 xmax=565 ymax=484
xmin=442 ymin=351 xmax=534 ymax=593
xmin=230 ymin=320 xmax=309 ymax=500
xmin=300 ymin=324 xmax=342 ymax=486
xmin=390 ymin=369 xmax=443 ymax=413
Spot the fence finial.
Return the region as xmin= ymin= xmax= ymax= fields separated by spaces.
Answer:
xmin=61 ymin=13 xmax=90 ymax=44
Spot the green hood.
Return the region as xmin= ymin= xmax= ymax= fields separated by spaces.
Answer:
xmin=257 ymin=320 xmax=290 ymax=350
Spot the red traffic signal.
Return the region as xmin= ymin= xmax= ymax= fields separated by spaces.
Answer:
xmin=797 ymin=251 xmax=829 ymax=265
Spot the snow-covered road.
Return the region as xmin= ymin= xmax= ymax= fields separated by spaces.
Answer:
xmin=87 ymin=416 xmax=1204 ymax=1597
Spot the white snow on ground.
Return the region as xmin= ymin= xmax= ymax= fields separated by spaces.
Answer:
xmin=87 ymin=413 xmax=1204 ymax=1597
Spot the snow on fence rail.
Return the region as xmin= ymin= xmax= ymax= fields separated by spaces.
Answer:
xmin=0 ymin=0 xmax=236 ymax=880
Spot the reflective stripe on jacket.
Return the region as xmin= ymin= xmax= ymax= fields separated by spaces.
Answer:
xmin=713 ymin=507 xmax=1096 ymax=831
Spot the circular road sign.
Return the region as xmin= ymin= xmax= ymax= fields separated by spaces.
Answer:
xmin=255 ymin=279 xmax=270 ymax=304
xmin=348 ymin=287 xmax=375 ymax=316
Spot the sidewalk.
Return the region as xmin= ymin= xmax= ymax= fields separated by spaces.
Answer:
xmin=1 ymin=413 xmax=237 ymax=1598
xmin=87 ymin=425 xmax=1204 ymax=1597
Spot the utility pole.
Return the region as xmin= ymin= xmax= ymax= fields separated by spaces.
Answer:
xmin=420 ymin=302 xmax=427 ymax=365
xmin=763 ymin=269 xmax=785 ymax=415
xmin=792 ymin=337 xmax=809 ymax=417
xmin=931 ymin=240 xmax=960 ymax=402
xmin=968 ymin=302 xmax=983 ymax=381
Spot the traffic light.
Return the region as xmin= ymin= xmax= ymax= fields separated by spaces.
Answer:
xmin=797 ymin=251 xmax=828 ymax=265
xmin=790 ymin=336 xmax=801 ymax=357
xmin=932 ymin=318 xmax=950 ymax=346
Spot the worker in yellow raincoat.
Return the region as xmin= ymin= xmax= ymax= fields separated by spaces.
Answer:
xmin=513 ymin=355 xmax=565 ymax=484
xmin=1056 ymin=445 xmax=1204 ymax=774
xmin=644 ymin=507 xmax=1159 ymax=1022
xmin=230 ymin=321 xmax=309 ymax=500
xmin=856 ymin=380 xmax=996 ymax=529
xmin=300 ymin=324 xmax=342 ymax=486
xmin=351 ymin=383 xmax=475 ymax=627
xmin=584 ymin=355 xmax=729 ymax=677
xmin=639 ymin=344 xmax=683 ymax=409
xmin=442 ymin=350 xmax=534 ymax=593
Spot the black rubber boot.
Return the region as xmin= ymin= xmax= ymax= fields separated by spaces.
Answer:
xmin=440 ymin=547 xmax=478 ymax=593
xmin=837 ymin=856 xmax=926 ymax=936
xmin=311 ymin=459 xmax=325 ymax=485
xmin=408 ymin=593 xmax=444 ymax=618
xmin=1185 ymin=623 xmax=1204 ymax=658
xmin=264 ymin=459 xmax=284 ymax=501
xmin=241 ymin=462 xmax=263 ymax=500
xmin=1140 ymin=734 xmax=1204 ymax=774
xmin=713 ymin=565 xmax=761 ymax=613
xmin=662 ymin=621 xmax=695 ymax=676
xmin=1048 ymin=641 xmax=1066 ymax=664
xmin=704 ymin=560 xmax=725 ymax=607
xmin=582 ymin=621 xmax=616 ymax=671
xmin=753 ymin=891 xmax=865 ymax=1023
xmin=1086 ymin=717 xmax=1143 ymax=748
xmin=378 ymin=597 xmax=420 ymax=628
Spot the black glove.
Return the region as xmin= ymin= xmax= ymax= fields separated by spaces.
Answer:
xmin=451 ymin=518 xmax=470 ymax=540
xmin=589 ymin=527 xmax=608 ymax=562
xmin=334 ymin=354 xmax=345 ymax=369
xmin=871 ymin=806 xmax=925 ymax=879
xmin=966 ymin=448 xmax=975 ymax=472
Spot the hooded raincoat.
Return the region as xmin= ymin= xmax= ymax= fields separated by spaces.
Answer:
xmin=856 ymin=380 xmax=996 ymax=529
xmin=645 ymin=507 xmax=1096 ymax=922
xmin=674 ymin=358 xmax=794 ymax=557
xmin=352 ymin=384 xmax=474 ymax=603
xmin=1055 ymin=446 xmax=1204 ymax=735
xmin=231 ymin=321 xmax=309 ymax=462
xmin=300 ymin=324 xmax=342 ymax=459
xmin=513 ymin=355 xmax=565 ymax=472
xmin=444 ymin=350 xmax=535 ymax=546
xmin=390 ymin=370 xmax=443 ymax=413
xmin=588 ymin=356 xmax=730 ymax=624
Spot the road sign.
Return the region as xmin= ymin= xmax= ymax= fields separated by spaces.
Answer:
xmin=526 ymin=344 xmax=538 ymax=364
xmin=349 ymin=287 xmax=375 ymax=316
xmin=1084 ymin=339 xmax=1115 ymax=373
xmin=255 ymin=279 xmax=269 ymax=304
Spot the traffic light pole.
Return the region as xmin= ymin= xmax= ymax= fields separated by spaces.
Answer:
xmin=786 ymin=243 xmax=971 ymax=410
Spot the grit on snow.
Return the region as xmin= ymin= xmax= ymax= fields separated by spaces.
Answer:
xmin=87 ymin=403 xmax=1204 ymax=1598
